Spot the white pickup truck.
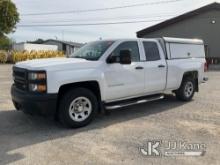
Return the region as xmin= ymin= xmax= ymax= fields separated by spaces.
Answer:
xmin=11 ymin=37 xmax=208 ymax=128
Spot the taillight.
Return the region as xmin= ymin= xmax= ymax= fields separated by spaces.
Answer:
xmin=204 ymin=61 xmax=208 ymax=72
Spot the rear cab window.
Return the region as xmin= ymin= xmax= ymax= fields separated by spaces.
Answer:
xmin=143 ymin=42 xmax=161 ymax=61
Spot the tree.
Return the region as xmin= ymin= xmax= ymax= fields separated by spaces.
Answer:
xmin=0 ymin=0 xmax=19 ymax=35
xmin=28 ymin=38 xmax=45 ymax=44
xmin=0 ymin=34 xmax=13 ymax=49
xmin=0 ymin=0 xmax=19 ymax=50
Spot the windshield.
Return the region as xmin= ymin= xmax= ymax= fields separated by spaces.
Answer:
xmin=70 ymin=41 xmax=115 ymax=61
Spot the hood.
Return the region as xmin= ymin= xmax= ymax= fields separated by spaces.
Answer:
xmin=15 ymin=57 xmax=102 ymax=71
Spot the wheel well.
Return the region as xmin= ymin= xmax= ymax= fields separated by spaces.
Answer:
xmin=183 ymin=71 xmax=198 ymax=79
xmin=182 ymin=71 xmax=199 ymax=92
xmin=55 ymin=81 xmax=101 ymax=116
xmin=58 ymin=81 xmax=101 ymax=101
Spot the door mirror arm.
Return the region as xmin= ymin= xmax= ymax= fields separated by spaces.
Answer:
xmin=106 ymin=50 xmax=132 ymax=65
xmin=106 ymin=55 xmax=117 ymax=64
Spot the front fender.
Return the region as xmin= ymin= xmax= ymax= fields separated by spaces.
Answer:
xmin=47 ymin=69 xmax=105 ymax=99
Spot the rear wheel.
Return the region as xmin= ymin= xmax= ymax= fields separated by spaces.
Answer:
xmin=58 ymin=88 xmax=98 ymax=128
xmin=175 ymin=77 xmax=195 ymax=101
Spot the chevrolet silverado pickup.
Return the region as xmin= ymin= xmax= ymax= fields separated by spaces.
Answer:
xmin=11 ymin=37 xmax=208 ymax=128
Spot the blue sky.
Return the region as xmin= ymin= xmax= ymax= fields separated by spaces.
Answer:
xmin=10 ymin=0 xmax=218 ymax=43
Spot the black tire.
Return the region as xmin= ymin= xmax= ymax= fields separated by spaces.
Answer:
xmin=175 ymin=77 xmax=195 ymax=101
xmin=12 ymin=100 xmax=20 ymax=110
xmin=58 ymin=88 xmax=98 ymax=128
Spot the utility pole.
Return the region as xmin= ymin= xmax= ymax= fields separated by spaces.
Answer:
xmin=62 ymin=30 xmax=64 ymax=41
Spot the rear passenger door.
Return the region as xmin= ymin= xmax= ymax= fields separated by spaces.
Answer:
xmin=142 ymin=41 xmax=167 ymax=94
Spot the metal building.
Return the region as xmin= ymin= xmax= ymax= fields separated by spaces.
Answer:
xmin=43 ymin=39 xmax=83 ymax=56
xmin=137 ymin=2 xmax=220 ymax=65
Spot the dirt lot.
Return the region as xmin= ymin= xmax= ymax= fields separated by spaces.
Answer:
xmin=0 ymin=64 xmax=219 ymax=165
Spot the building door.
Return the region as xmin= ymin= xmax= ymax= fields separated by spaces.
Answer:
xmin=63 ymin=44 xmax=67 ymax=54
xmin=204 ymin=45 xmax=209 ymax=58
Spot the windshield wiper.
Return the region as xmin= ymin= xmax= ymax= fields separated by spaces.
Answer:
xmin=72 ymin=56 xmax=84 ymax=59
xmin=71 ymin=56 xmax=97 ymax=61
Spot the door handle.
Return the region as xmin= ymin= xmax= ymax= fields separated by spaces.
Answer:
xmin=135 ymin=66 xmax=144 ymax=70
xmin=158 ymin=64 xmax=165 ymax=68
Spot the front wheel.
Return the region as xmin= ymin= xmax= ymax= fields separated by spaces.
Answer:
xmin=58 ymin=88 xmax=98 ymax=128
xmin=175 ymin=77 xmax=195 ymax=101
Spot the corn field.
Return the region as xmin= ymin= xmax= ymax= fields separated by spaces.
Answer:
xmin=0 ymin=50 xmax=65 ymax=63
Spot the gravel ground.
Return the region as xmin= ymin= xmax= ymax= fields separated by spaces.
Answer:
xmin=0 ymin=64 xmax=219 ymax=165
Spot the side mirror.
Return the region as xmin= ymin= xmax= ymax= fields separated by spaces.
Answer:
xmin=120 ymin=50 xmax=131 ymax=65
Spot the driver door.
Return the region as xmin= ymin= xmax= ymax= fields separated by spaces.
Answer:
xmin=104 ymin=41 xmax=145 ymax=101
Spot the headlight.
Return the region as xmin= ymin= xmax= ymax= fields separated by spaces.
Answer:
xmin=29 ymin=84 xmax=47 ymax=93
xmin=28 ymin=72 xmax=46 ymax=80
xmin=28 ymin=71 xmax=47 ymax=93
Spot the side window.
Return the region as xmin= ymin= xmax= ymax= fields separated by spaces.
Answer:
xmin=110 ymin=41 xmax=140 ymax=62
xmin=143 ymin=42 xmax=160 ymax=61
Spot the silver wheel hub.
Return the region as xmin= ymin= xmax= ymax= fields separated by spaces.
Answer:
xmin=184 ymin=81 xmax=194 ymax=98
xmin=69 ymin=97 xmax=92 ymax=122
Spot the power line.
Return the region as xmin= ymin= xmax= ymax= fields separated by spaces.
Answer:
xmin=18 ymin=16 xmax=220 ymax=27
xmin=20 ymin=13 xmax=175 ymax=24
xmin=17 ymin=19 xmax=167 ymax=27
xmin=21 ymin=0 xmax=183 ymax=16
xmin=21 ymin=12 xmax=219 ymax=26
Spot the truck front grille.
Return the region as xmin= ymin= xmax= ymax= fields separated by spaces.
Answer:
xmin=13 ymin=67 xmax=28 ymax=91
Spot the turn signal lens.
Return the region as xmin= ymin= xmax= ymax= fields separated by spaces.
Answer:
xmin=37 ymin=73 xmax=46 ymax=79
xmin=29 ymin=84 xmax=47 ymax=92
xmin=29 ymin=72 xmax=46 ymax=80
xmin=37 ymin=84 xmax=47 ymax=92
